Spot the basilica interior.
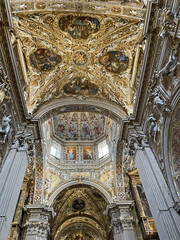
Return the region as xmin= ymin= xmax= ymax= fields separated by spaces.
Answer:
xmin=0 ymin=0 xmax=180 ymax=240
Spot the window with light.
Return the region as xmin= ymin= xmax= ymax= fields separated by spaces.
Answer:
xmin=98 ymin=140 xmax=109 ymax=159
xmin=50 ymin=143 xmax=61 ymax=159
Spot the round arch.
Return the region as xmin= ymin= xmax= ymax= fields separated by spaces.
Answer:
xmin=32 ymin=97 xmax=128 ymax=123
xmin=48 ymin=180 xmax=113 ymax=205
xmin=54 ymin=217 xmax=105 ymax=240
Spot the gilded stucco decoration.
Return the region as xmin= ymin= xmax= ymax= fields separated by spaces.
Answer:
xmin=43 ymin=160 xmax=115 ymax=204
xmin=52 ymin=186 xmax=108 ymax=239
xmin=10 ymin=0 xmax=146 ymax=114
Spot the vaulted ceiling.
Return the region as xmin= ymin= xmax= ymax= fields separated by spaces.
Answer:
xmin=10 ymin=0 xmax=146 ymax=115
xmin=52 ymin=185 xmax=109 ymax=239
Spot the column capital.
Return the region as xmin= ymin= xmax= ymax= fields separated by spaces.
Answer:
xmin=106 ymin=201 xmax=135 ymax=229
xmin=23 ymin=204 xmax=55 ymax=239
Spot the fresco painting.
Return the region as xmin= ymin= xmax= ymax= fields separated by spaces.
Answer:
xmin=99 ymin=51 xmax=129 ymax=73
xmin=83 ymin=147 xmax=93 ymax=160
xmin=81 ymin=122 xmax=91 ymax=139
xmin=30 ymin=48 xmax=61 ymax=71
xmin=63 ymin=77 xmax=98 ymax=95
xmin=56 ymin=120 xmax=66 ymax=137
xmin=59 ymin=15 xmax=100 ymax=39
xmin=66 ymin=147 xmax=76 ymax=160
xmin=93 ymin=120 xmax=103 ymax=137
xmin=67 ymin=122 xmax=78 ymax=140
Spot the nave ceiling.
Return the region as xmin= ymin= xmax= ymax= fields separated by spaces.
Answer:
xmin=9 ymin=0 xmax=146 ymax=115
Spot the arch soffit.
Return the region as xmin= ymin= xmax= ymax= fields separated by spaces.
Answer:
xmin=55 ymin=217 xmax=104 ymax=240
xmin=48 ymin=180 xmax=113 ymax=206
xmin=163 ymin=87 xmax=180 ymax=203
xmin=32 ymin=98 xmax=128 ymax=123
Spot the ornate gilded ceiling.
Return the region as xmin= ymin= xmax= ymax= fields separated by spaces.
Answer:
xmin=10 ymin=0 xmax=146 ymax=115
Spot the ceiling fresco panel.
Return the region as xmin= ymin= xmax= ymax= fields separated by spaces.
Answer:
xmin=30 ymin=48 xmax=62 ymax=71
xmin=59 ymin=15 xmax=100 ymax=39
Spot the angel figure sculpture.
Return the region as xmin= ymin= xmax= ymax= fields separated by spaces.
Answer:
xmin=1 ymin=115 xmax=11 ymax=143
xmin=147 ymin=113 xmax=158 ymax=142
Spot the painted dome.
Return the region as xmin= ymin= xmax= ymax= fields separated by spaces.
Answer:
xmin=53 ymin=112 xmax=105 ymax=142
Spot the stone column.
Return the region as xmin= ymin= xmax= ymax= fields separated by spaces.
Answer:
xmin=0 ymin=141 xmax=29 ymax=239
xmin=8 ymin=176 xmax=30 ymax=240
xmin=134 ymin=140 xmax=180 ymax=240
xmin=23 ymin=205 xmax=55 ymax=240
xmin=106 ymin=201 xmax=137 ymax=240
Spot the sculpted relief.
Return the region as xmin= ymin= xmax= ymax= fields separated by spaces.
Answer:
xmin=30 ymin=48 xmax=62 ymax=71
xmin=59 ymin=15 xmax=100 ymax=39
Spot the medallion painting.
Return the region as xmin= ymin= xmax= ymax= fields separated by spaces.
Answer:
xmin=63 ymin=77 xmax=98 ymax=95
xmin=59 ymin=15 xmax=100 ymax=39
xmin=30 ymin=49 xmax=62 ymax=71
xmin=66 ymin=147 xmax=76 ymax=160
xmin=83 ymin=147 xmax=93 ymax=160
xmin=72 ymin=199 xmax=85 ymax=211
xmin=99 ymin=51 xmax=129 ymax=73
xmin=73 ymin=51 xmax=87 ymax=65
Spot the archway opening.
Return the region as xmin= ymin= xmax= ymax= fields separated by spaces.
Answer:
xmin=52 ymin=184 xmax=110 ymax=240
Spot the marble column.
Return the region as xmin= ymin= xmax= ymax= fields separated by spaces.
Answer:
xmin=23 ymin=204 xmax=55 ymax=240
xmin=106 ymin=201 xmax=137 ymax=240
xmin=0 ymin=141 xmax=29 ymax=239
xmin=134 ymin=141 xmax=180 ymax=240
